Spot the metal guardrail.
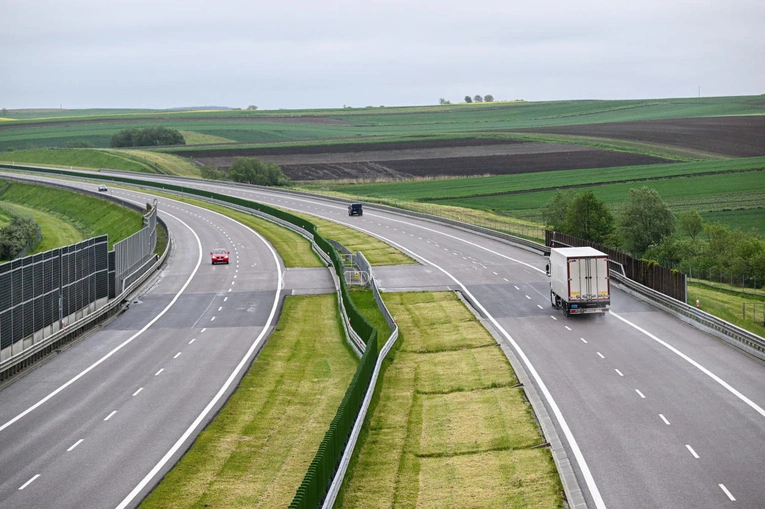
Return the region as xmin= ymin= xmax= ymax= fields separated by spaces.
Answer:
xmin=322 ymin=253 xmax=399 ymax=509
xmin=611 ymin=272 xmax=765 ymax=361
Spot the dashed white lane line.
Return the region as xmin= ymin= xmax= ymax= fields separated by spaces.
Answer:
xmin=719 ymin=484 xmax=736 ymax=501
xmin=596 ymin=352 xmax=605 ymax=359
xmin=155 ymin=369 xmax=164 ymax=376
xmin=218 ymin=306 xmax=223 ymax=311
xmin=189 ymin=338 xmax=196 ymax=344
xmin=19 ymin=474 xmax=40 ymax=490
xmin=132 ymin=388 xmax=143 ymax=397
xmin=659 ymin=414 xmax=670 ymax=425
xmin=223 ymin=297 xmax=228 ymax=302
xmin=104 ymin=411 xmax=117 ymax=421
xmin=67 ymin=439 xmax=84 ymax=452
xmin=493 ymin=271 xmax=498 ymax=275
xmin=503 ymin=278 xmax=508 ymax=282
xmin=525 ymin=295 xmax=531 ymax=300
xmin=211 ymin=316 xmax=216 ymax=322
xmin=537 ymin=304 xmax=543 ymax=309
xmin=173 ymin=352 xmax=182 ymax=359
xmin=564 ymin=326 xmax=572 ymax=331
xmin=551 ymin=316 xmax=557 ymax=321
xmin=685 ymin=444 xmax=700 ymax=459
xmin=615 ymin=368 xmax=623 ymax=376
xmin=581 ymin=337 xmax=588 ymax=344
xmin=635 ymin=389 xmax=646 ymax=399
xmin=514 ymin=285 xmax=520 ymax=290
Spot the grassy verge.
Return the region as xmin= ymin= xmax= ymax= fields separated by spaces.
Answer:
xmin=0 ymin=179 xmax=143 ymax=250
xmin=337 ymin=291 xmax=564 ymax=508
xmin=688 ymin=281 xmax=765 ymax=337
xmin=140 ymin=189 xmax=323 ymax=268
xmin=291 ymin=210 xmax=416 ymax=266
xmin=0 ymin=201 xmax=82 ymax=253
xmin=140 ymin=294 xmax=358 ymax=509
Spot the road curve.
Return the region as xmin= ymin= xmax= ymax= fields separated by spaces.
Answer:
xmin=0 ymin=177 xmax=283 ymax=508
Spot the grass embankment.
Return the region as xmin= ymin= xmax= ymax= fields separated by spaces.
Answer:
xmin=291 ymin=210 xmax=416 ymax=266
xmin=140 ymin=294 xmax=358 ymax=509
xmin=144 ymin=191 xmax=322 ymax=267
xmin=0 ymin=148 xmax=201 ymax=176
xmin=0 ymin=180 xmax=143 ymax=252
xmin=688 ymin=281 xmax=765 ymax=337
xmin=338 ymin=292 xmax=564 ymax=508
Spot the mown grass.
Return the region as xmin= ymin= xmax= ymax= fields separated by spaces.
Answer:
xmin=0 ymin=180 xmax=143 ymax=250
xmin=337 ymin=291 xmax=564 ymax=508
xmin=687 ymin=281 xmax=765 ymax=338
xmin=290 ymin=210 xmax=416 ymax=266
xmin=0 ymin=148 xmax=152 ymax=172
xmin=139 ymin=294 xmax=358 ymax=509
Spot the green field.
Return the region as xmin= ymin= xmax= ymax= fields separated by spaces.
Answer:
xmin=2 ymin=96 xmax=764 ymax=151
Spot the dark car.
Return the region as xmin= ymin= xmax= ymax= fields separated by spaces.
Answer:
xmin=348 ymin=203 xmax=363 ymax=216
xmin=210 ymin=248 xmax=230 ymax=265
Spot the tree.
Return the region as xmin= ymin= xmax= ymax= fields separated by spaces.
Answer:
xmin=618 ymin=186 xmax=675 ymax=257
xmin=563 ymin=191 xmax=613 ymax=243
xmin=438 ymin=98 xmax=451 ymax=105
xmin=484 ymin=94 xmax=494 ymax=102
xmin=464 ymin=96 xmax=473 ymax=103
xmin=542 ymin=190 xmax=575 ymax=232
xmin=474 ymin=95 xmax=483 ymax=103
xmin=228 ymin=157 xmax=292 ymax=186
xmin=0 ymin=216 xmax=39 ymax=260
xmin=109 ymin=127 xmax=185 ymax=147
xmin=679 ymin=210 xmax=704 ymax=239
xmin=246 ymin=105 xmax=258 ymax=110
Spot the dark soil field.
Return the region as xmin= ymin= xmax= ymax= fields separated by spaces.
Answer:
xmin=176 ymin=116 xmax=761 ymax=181
xmin=513 ymin=116 xmax=765 ymax=157
xmin=184 ymin=139 xmax=671 ymax=181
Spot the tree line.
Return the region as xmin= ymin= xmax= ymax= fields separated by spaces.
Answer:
xmin=0 ymin=216 xmax=40 ymax=260
xmin=543 ymin=187 xmax=765 ymax=288
xmin=110 ymin=127 xmax=185 ymax=148
xmin=200 ymin=157 xmax=292 ymax=187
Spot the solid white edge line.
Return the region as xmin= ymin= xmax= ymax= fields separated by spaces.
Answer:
xmin=115 ymin=210 xmax=284 ymax=509
xmin=309 ymin=224 xmax=609 ymax=509
xmin=611 ymin=311 xmax=765 ymax=419
xmin=0 ymin=211 xmax=203 ymax=434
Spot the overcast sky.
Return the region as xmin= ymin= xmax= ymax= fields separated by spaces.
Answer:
xmin=2 ymin=0 xmax=764 ymax=110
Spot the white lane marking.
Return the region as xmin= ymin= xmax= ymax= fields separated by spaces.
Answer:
xmin=615 ymin=369 xmax=623 ymax=376
xmin=67 ymin=439 xmax=84 ymax=452
xmin=211 ymin=316 xmax=216 ymax=321
xmin=514 ymin=285 xmax=520 ymax=290
xmin=104 ymin=411 xmax=117 ymax=421
xmin=201 ymin=328 xmax=207 ymax=333
xmin=132 ymin=388 xmax=143 ymax=397
xmin=612 ymin=312 xmax=765 ymax=419
xmin=173 ymin=352 xmax=182 ymax=359
xmin=597 ymin=352 xmax=605 ymax=359
xmin=19 ymin=474 xmax=40 ymax=490
xmin=581 ymin=338 xmax=588 ymax=344
xmin=565 ymin=326 xmax=572 ymax=331
xmin=719 ymin=484 xmax=736 ymax=501
xmin=189 ymin=338 xmax=196 ymax=344
xmin=493 ymin=271 xmax=498 ymax=275
xmin=537 ymin=305 xmax=543 ymax=309
xmin=503 ymin=278 xmax=508 ymax=282
xmin=551 ymin=316 xmax=557 ymax=321
xmin=659 ymin=414 xmax=670 ymax=425
xmin=636 ymin=389 xmax=646 ymax=399
xmin=0 ymin=212 xmax=203 ymax=434
xmin=525 ymin=295 xmax=531 ymax=300
xmin=117 ymin=209 xmax=284 ymax=509
xmin=155 ymin=369 xmax=164 ymax=376
xmin=223 ymin=297 xmax=228 ymax=302
xmin=685 ymin=444 xmax=699 ymax=459
xmin=218 ymin=306 xmax=222 ymax=311
xmin=295 ymin=225 xmax=609 ymax=509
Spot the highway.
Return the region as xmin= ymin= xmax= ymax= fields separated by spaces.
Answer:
xmin=2 ymin=172 xmax=765 ymax=508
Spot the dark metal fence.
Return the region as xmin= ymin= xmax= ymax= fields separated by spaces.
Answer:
xmin=546 ymin=231 xmax=687 ymax=302
xmin=0 ymin=236 xmax=109 ymax=356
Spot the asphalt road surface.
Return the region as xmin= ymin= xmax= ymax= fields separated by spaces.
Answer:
xmin=2 ymin=171 xmax=764 ymax=508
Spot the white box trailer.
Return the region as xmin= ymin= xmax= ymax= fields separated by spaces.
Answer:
xmin=547 ymin=246 xmax=610 ymax=316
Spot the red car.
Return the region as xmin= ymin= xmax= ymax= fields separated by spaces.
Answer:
xmin=210 ymin=248 xmax=230 ymax=265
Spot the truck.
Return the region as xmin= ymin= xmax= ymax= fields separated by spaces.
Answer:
xmin=547 ymin=246 xmax=610 ymax=316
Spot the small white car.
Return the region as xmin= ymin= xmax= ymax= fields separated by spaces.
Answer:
xmin=98 ymin=185 xmax=108 ymax=192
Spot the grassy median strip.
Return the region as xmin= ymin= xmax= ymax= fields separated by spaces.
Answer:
xmin=140 ymin=294 xmax=357 ymax=509
xmin=338 ymin=291 xmax=564 ymax=508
